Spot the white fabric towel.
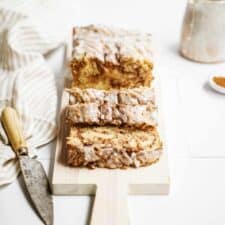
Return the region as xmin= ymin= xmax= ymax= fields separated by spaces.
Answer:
xmin=0 ymin=6 xmax=63 ymax=185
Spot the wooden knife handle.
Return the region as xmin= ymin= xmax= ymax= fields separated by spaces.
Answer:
xmin=1 ymin=107 xmax=27 ymax=153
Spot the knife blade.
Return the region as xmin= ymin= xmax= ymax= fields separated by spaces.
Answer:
xmin=1 ymin=107 xmax=53 ymax=225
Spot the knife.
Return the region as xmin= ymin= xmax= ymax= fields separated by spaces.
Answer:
xmin=1 ymin=107 xmax=53 ymax=225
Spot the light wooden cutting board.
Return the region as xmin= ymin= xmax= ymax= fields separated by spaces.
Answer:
xmin=51 ymin=30 xmax=169 ymax=225
xmin=51 ymin=80 xmax=169 ymax=225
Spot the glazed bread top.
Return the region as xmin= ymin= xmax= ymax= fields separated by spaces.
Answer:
xmin=71 ymin=24 xmax=154 ymax=66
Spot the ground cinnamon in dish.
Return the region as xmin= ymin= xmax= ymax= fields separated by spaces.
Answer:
xmin=213 ymin=76 xmax=225 ymax=88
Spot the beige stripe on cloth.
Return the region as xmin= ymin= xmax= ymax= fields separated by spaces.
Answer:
xmin=0 ymin=6 xmax=63 ymax=185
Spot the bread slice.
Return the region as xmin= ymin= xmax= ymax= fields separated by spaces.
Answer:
xmin=66 ymin=87 xmax=157 ymax=128
xmin=66 ymin=126 xmax=162 ymax=169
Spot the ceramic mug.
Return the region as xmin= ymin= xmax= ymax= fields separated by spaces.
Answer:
xmin=180 ymin=0 xmax=225 ymax=63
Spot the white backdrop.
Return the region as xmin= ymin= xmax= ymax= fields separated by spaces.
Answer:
xmin=1 ymin=1 xmax=225 ymax=225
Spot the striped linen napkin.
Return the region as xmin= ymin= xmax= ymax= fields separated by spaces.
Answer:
xmin=0 ymin=5 xmax=64 ymax=185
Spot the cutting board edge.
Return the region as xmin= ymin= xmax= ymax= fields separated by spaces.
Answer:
xmin=51 ymin=181 xmax=170 ymax=195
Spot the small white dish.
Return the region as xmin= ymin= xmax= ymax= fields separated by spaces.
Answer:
xmin=209 ymin=75 xmax=225 ymax=94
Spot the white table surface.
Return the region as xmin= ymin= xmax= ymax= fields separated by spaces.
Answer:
xmin=1 ymin=0 xmax=225 ymax=224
